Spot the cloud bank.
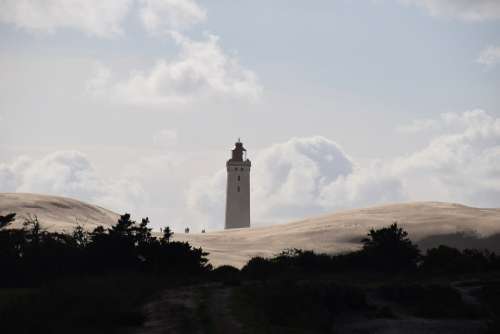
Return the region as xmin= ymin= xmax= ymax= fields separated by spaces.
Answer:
xmin=88 ymin=33 xmax=262 ymax=108
xmin=1 ymin=110 xmax=499 ymax=231
xmin=139 ymin=0 xmax=206 ymax=34
xmin=0 ymin=0 xmax=206 ymax=37
xmin=189 ymin=110 xmax=500 ymax=227
xmin=0 ymin=151 xmax=145 ymax=211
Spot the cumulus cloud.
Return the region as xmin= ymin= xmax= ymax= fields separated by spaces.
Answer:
xmin=90 ymin=33 xmax=262 ymax=108
xmin=400 ymin=0 xmax=500 ymax=21
xmin=0 ymin=0 xmax=132 ymax=38
xmin=3 ymin=111 xmax=498 ymax=231
xmin=188 ymin=137 xmax=365 ymax=226
xmin=0 ymin=150 xmax=196 ymax=230
xmin=394 ymin=110 xmax=500 ymax=206
xmin=396 ymin=110 xmax=493 ymax=134
xmin=189 ymin=110 xmax=500 ymax=228
xmin=0 ymin=0 xmax=205 ymax=37
xmin=0 ymin=151 xmax=146 ymax=214
xmin=477 ymin=45 xmax=500 ymax=67
xmin=251 ymin=137 xmax=355 ymax=221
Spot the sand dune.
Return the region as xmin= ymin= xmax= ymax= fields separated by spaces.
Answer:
xmin=0 ymin=193 xmax=119 ymax=232
xmin=175 ymin=202 xmax=500 ymax=267
xmin=1 ymin=193 xmax=499 ymax=268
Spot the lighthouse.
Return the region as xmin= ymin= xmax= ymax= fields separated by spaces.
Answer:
xmin=225 ymin=139 xmax=251 ymax=229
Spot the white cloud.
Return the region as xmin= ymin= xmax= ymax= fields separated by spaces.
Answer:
xmin=2 ymin=111 xmax=498 ymax=231
xmin=189 ymin=110 xmax=500 ymax=227
xmin=187 ymin=136 xmax=361 ymax=226
xmin=251 ymin=137 xmax=355 ymax=222
xmin=400 ymin=0 xmax=500 ymax=21
xmin=396 ymin=109 xmax=493 ymax=134
xmin=91 ymin=33 xmax=262 ymax=108
xmin=0 ymin=0 xmax=205 ymax=38
xmin=0 ymin=151 xmax=146 ymax=215
xmin=0 ymin=150 xmax=197 ymax=230
xmin=139 ymin=0 xmax=206 ymax=33
xmin=0 ymin=0 xmax=132 ymax=38
xmin=477 ymin=45 xmax=500 ymax=66
xmin=393 ymin=110 xmax=500 ymax=206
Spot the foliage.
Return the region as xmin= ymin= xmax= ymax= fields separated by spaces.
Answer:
xmin=0 ymin=213 xmax=210 ymax=286
xmin=379 ymin=283 xmax=482 ymax=318
xmin=0 ymin=274 xmax=165 ymax=334
xmin=233 ymin=280 xmax=367 ymax=333
xmin=422 ymin=245 xmax=500 ymax=273
xmin=211 ymin=265 xmax=241 ymax=285
xmin=361 ymin=222 xmax=421 ymax=272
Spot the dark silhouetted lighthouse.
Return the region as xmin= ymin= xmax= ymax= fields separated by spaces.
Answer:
xmin=225 ymin=139 xmax=251 ymax=229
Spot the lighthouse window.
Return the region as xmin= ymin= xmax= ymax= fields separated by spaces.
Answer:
xmin=240 ymin=168 xmax=244 ymax=171
xmin=237 ymin=186 xmax=240 ymax=192
xmin=234 ymin=167 xmax=237 ymax=171
xmin=237 ymin=175 xmax=240 ymax=181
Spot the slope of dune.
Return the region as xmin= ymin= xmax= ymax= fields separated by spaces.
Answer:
xmin=1 ymin=193 xmax=499 ymax=268
xmin=0 ymin=193 xmax=119 ymax=232
xmin=175 ymin=202 xmax=500 ymax=267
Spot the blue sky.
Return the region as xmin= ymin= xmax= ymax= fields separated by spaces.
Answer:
xmin=1 ymin=0 xmax=499 ymax=231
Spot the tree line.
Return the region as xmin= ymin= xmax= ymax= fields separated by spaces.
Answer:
xmin=0 ymin=213 xmax=210 ymax=286
xmin=241 ymin=223 xmax=500 ymax=280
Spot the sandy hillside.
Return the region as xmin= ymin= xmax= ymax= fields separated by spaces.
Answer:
xmin=0 ymin=193 xmax=119 ymax=232
xmin=1 ymin=193 xmax=499 ymax=268
xmin=175 ymin=202 xmax=500 ymax=267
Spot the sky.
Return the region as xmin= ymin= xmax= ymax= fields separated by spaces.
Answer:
xmin=1 ymin=0 xmax=499 ymax=231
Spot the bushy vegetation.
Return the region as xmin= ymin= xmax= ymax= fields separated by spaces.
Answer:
xmin=422 ymin=245 xmax=500 ymax=274
xmin=233 ymin=280 xmax=368 ymax=333
xmin=379 ymin=283 xmax=481 ymax=318
xmin=0 ymin=274 xmax=164 ymax=334
xmin=241 ymin=223 xmax=500 ymax=279
xmin=0 ymin=213 xmax=210 ymax=286
xmin=2 ymin=212 xmax=500 ymax=333
xmin=0 ymin=212 xmax=211 ymax=333
xmin=361 ymin=223 xmax=421 ymax=272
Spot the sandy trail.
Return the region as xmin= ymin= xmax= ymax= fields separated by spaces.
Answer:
xmin=135 ymin=282 xmax=487 ymax=334
xmin=134 ymin=284 xmax=242 ymax=334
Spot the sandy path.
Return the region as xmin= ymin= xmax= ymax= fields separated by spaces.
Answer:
xmin=134 ymin=284 xmax=242 ymax=334
xmin=136 ymin=286 xmax=203 ymax=334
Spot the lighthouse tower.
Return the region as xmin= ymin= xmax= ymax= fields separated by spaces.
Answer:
xmin=225 ymin=139 xmax=251 ymax=229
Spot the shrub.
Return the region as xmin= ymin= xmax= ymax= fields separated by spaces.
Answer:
xmin=361 ymin=223 xmax=421 ymax=272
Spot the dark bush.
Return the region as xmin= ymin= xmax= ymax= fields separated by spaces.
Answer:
xmin=211 ymin=265 xmax=241 ymax=285
xmin=361 ymin=222 xmax=421 ymax=272
xmin=379 ymin=283 xmax=480 ymax=318
xmin=241 ymin=256 xmax=277 ymax=280
xmin=235 ymin=280 xmax=367 ymax=332
xmin=0 ymin=213 xmax=210 ymax=286
xmin=422 ymin=245 xmax=500 ymax=274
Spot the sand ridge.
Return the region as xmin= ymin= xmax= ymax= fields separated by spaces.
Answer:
xmin=0 ymin=193 xmax=119 ymax=232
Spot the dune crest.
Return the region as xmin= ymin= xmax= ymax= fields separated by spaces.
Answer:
xmin=0 ymin=193 xmax=119 ymax=232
